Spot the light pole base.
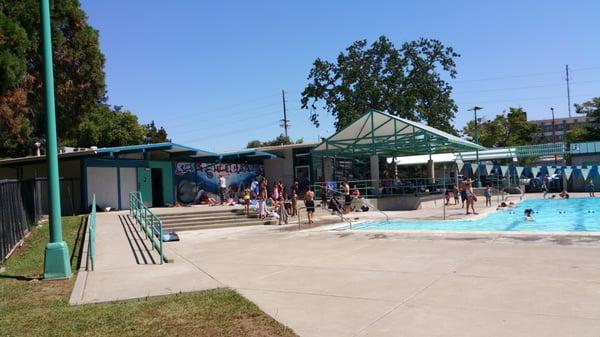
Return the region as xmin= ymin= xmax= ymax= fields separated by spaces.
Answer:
xmin=43 ymin=241 xmax=72 ymax=280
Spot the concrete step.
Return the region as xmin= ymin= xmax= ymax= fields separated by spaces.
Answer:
xmin=160 ymin=214 xmax=258 ymax=224
xmin=157 ymin=209 xmax=244 ymax=218
xmin=163 ymin=219 xmax=272 ymax=232
xmin=162 ymin=216 xmax=260 ymax=226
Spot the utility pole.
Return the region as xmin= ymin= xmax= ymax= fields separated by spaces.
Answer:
xmin=468 ymin=106 xmax=483 ymax=188
xmin=551 ymin=107 xmax=557 ymax=164
xmin=280 ymin=89 xmax=290 ymax=138
xmin=565 ymin=65 xmax=572 ymax=118
xmin=40 ymin=0 xmax=71 ymax=279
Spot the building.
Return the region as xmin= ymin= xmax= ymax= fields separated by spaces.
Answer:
xmin=528 ymin=115 xmax=593 ymax=142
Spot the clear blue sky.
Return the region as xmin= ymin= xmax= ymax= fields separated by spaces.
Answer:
xmin=80 ymin=0 xmax=600 ymax=151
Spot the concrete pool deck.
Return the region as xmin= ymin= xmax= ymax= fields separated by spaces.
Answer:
xmin=71 ymin=193 xmax=600 ymax=336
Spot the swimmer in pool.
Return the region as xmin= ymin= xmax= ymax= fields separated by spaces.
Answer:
xmin=524 ymin=208 xmax=534 ymax=221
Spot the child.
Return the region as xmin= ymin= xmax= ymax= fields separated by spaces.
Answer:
xmin=453 ymin=185 xmax=460 ymax=205
xmin=484 ymin=185 xmax=492 ymax=207
xmin=524 ymin=208 xmax=534 ymax=221
xmin=243 ymin=187 xmax=251 ymax=215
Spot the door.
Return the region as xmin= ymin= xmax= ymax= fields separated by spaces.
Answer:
xmin=136 ymin=167 xmax=152 ymax=207
xmin=151 ymin=168 xmax=164 ymax=207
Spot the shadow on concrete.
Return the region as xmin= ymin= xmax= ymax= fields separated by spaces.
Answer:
xmin=118 ymin=215 xmax=157 ymax=265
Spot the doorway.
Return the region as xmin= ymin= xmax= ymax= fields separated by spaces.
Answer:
xmin=151 ymin=168 xmax=164 ymax=207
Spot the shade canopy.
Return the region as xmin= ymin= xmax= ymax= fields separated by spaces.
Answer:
xmin=312 ymin=109 xmax=486 ymax=157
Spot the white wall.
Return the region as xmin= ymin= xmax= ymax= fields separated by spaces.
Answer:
xmin=87 ymin=167 xmax=118 ymax=209
xmin=119 ymin=168 xmax=137 ymax=210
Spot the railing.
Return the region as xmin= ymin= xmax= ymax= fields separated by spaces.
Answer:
xmin=311 ymin=178 xmax=449 ymax=199
xmin=129 ymin=191 xmax=165 ymax=264
xmin=88 ymin=194 xmax=97 ymax=271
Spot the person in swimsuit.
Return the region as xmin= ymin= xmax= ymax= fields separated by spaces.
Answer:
xmin=304 ymin=186 xmax=316 ymax=224
xmin=342 ymin=181 xmax=351 ymax=214
xmin=243 ymin=187 xmax=251 ymax=215
xmin=484 ymin=185 xmax=492 ymax=207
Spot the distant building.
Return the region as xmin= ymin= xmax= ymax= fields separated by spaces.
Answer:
xmin=528 ymin=116 xmax=593 ymax=142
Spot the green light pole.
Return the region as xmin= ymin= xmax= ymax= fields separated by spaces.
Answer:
xmin=41 ymin=0 xmax=72 ymax=280
xmin=468 ymin=106 xmax=483 ymax=188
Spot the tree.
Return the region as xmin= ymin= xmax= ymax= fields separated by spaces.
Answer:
xmin=1 ymin=0 xmax=107 ymax=154
xmin=301 ymin=36 xmax=460 ymax=134
xmin=77 ymin=105 xmax=145 ymax=148
xmin=567 ymin=97 xmax=600 ymax=142
xmin=143 ymin=121 xmax=169 ymax=143
xmin=247 ymin=134 xmax=304 ymax=148
xmin=463 ymin=108 xmax=543 ymax=147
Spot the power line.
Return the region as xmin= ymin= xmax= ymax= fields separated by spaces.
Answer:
xmin=453 ymin=79 xmax=600 ymax=95
xmin=168 ymin=110 xmax=282 ymax=137
xmin=177 ymin=120 xmax=279 ymax=144
xmin=455 ymin=65 xmax=600 ymax=83
xmin=457 ymin=92 xmax=599 ymax=106
xmin=162 ymin=102 xmax=281 ymax=129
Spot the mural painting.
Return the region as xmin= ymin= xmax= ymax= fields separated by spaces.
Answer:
xmin=174 ymin=162 xmax=263 ymax=204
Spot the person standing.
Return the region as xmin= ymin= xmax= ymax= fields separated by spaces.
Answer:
xmin=465 ymin=179 xmax=477 ymax=215
xmin=541 ymin=181 xmax=549 ymax=199
xmin=304 ymin=186 xmax=316 ymax=224
xmin=484 ymin=185 xmax=492 ymax=207
xmin=219 ymin=173 xmax=227 ymax=205
xmin=587 ymin=179 xmax=595 ymax=197
xmin=342 ymin=181 xmax=351 ymax=214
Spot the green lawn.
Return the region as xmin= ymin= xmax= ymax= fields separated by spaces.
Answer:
xmin=0 ymin=216 xmax=297 ymax=337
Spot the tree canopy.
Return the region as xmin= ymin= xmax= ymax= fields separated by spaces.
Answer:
xmin=462 ymin=107 xmax=544 ymax=147
xmin=247 ymin=134 xmax=303 ymax=148
xmin=0 ymin=0 xmax=167 ymax=157
xmin=301 ymin=36 xmax=460 ymax=134
xmin=566 ymin=97 xmax=600 ymax=143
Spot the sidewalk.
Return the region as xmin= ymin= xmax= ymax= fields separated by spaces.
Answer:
xmin=69 ymin=211 xmax=221 ymax=304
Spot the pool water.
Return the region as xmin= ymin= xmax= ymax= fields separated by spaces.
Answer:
xmin=350 ymin=198 xmax=600 ymax=232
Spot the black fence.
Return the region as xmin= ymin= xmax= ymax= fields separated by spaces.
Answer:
xmin=0 ymin=178 xmax=81 ymax=262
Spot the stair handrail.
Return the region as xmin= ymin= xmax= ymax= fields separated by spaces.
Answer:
xmin=129 ymin=191 xmax=166 ymax=264
xmin=88 ymin=194 xmax=96 ymax=271
xmin=324 ymin=187 xmax=388 ymax=224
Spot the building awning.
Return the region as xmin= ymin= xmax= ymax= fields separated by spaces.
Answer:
xmin=312 ymin=109 xmax=486 ymax=157
xmin=96 ymin=142 xmax=217 ymax=159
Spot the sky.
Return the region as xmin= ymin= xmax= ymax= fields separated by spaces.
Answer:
xmin=80 ymin=0 xmax=600 ymax=152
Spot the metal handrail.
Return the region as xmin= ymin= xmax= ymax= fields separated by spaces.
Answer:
xmin=129 ymin=191 xmax=165 ymax=264
xmin=325 ymin=187 xmax=388 ymax=224
xmin=88 ymin=194 xmax=96 ymax=271
xmin=311 ymin=178 xmax=449 ymax=199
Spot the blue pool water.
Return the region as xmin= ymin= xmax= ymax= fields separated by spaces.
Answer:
xmin=351 ymin=198 xmax=600 ymax=232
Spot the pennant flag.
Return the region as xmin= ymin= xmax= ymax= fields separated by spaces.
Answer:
xmin=581 ymin=168 xmax=591 ymax=181
xmin=471 ymin=163 xmax=479 ymax=174
xmin=485 ymin=165 xmax=494 ymax=175
xmin=500 ymin=165 xmax=508 ymax=176
xmin=531 ymin=167 xmax=540 ymax=177
xmin=456 ymin=160 xmax=465 ymax=172
xmin=515 ymin=166 xmax=525 ymax=177
xmin=563 ymin=167 xmax=573 ymax=180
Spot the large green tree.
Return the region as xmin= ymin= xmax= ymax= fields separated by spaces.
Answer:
xmin=0 ymin=0 xmax=168 ymax=157
xmin=463 ymin=108 xmax=544 ymax=147
xmin=77 ymin=105 xmax=145 ymax=148
xmin=566 ymin=97 xmax=600 ymax=143
xmin=1 ymin=0 xmax=106 ymax=153
xmin=301 ymin=36 xmax=460 ymax=134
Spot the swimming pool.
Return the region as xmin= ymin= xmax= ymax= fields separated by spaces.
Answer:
xmin=349 ymin=198 xmax=600 ymax=232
